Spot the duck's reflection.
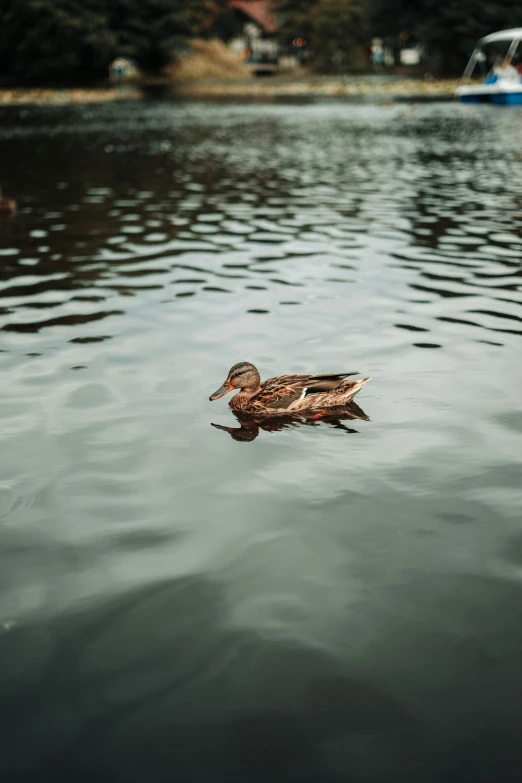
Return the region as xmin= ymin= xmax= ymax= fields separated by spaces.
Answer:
xmin=212 ymin=401 xmax=369 ymax=442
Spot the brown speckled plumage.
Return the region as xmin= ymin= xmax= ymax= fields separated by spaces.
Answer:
xmin=209 ymin=362 xmax=371 ymax=416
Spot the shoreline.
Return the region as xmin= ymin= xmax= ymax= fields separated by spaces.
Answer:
xmin=0 ymin=86 xmax=142 ymax=106
xmin=174 ymin=76 xmax=459 ymax=101
xmin=0 ymin=77 xmax=459 ymax=106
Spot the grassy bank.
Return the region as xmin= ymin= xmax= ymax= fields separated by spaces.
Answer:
xmin=173 ymin=76 xmax=459 ymax=100
xmin=0 ymin=86 xmax=142 ymax=105
xmin=0 ymin=77 xmax=458 ymax=106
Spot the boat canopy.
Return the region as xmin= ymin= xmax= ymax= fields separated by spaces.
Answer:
xmin=479 ymin=28 xmax=522 ymax=46
xmin=461 ymin=28 xmax=522 ymax=80
xmin=457 ymin=27 xmax=522 ymax=101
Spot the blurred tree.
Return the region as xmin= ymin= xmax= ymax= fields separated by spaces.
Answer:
xmin=108 ymin=0 xmax=209 ymax=72
xmin=203 ymin=0 xmax=243 ymax=43
xmin=369 ymin=0 xmax=522 ymax=74
xmin=0 ymin=0 xmax=116 ymax=82
xmin=275 ymin=0 xmax=367 ymax=72
xmin=0 ymin=0 xmax=212 ymax=83
xmin=206 ymin=11 xmax=245 ymax=44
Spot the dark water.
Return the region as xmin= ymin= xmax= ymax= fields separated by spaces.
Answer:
xmin=1 ymin=99 xmax=522 ymax=782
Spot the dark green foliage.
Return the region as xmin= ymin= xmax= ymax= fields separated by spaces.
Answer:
xmin=369 ymin=0 xmax=522 ymax=73
xmin=275 ymin=0 xmax=367 ymax=72
xmin=0 ymin=0 xmax=208 ymax=83
xmin=3 ymin=0 xmax=522 ymax=82
xmin=207 ymin=10 xmax=245 ymax=44
xmin=0 ymin=0 xmax=116 ymax=82
xmin=276 ymin=0 xmax=522 ymax=75
xmin=108 ymin=0 xmax=206 ymax=73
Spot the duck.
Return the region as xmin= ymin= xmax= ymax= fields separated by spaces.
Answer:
xmin=0 ymin=187 xmax=16 ymax=216
xmin=209 ymin=362 xmax=371 ymax=418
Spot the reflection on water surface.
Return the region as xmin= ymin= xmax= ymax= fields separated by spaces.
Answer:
xmin=212 ymin=400 xmax=369 ymax=441
xmin=0 ymin=100 xmax=522 ymax=783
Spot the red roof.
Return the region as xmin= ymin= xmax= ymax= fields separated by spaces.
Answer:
xmin=228 ymin=1 xmax=278 ymax=35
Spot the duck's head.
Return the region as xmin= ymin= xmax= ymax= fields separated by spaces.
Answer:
xmin=209 ymin=362 xmax=261 ymax=401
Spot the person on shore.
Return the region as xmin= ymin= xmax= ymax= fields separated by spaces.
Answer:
xmin=0 ymin=187 xmax=16 ymax=216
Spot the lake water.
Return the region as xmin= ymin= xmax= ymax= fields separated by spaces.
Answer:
xmin=1 ymin=99 xmax=522 ymax=783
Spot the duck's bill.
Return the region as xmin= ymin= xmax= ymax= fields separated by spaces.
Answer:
xmin=211 ymin=423 xmax=235 ymax=432
xmin=209 ymin=382 xmax=233 ymax=401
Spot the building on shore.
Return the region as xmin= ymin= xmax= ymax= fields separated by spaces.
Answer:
xmin=207 ymin=1 xmax=284 ymax=75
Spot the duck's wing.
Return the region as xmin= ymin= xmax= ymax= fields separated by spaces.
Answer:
xmin=252 ymin=372 xmax=360 ymax=410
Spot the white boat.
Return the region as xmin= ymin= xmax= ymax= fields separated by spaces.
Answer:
xmin=455 ymin=28 xmax=522 ymax=105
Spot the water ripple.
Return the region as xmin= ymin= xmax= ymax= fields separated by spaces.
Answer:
xmin=1 ymin=99 xmax=522 ymax=783
xmin=0 ymin=101 xmax=520 ymax=351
